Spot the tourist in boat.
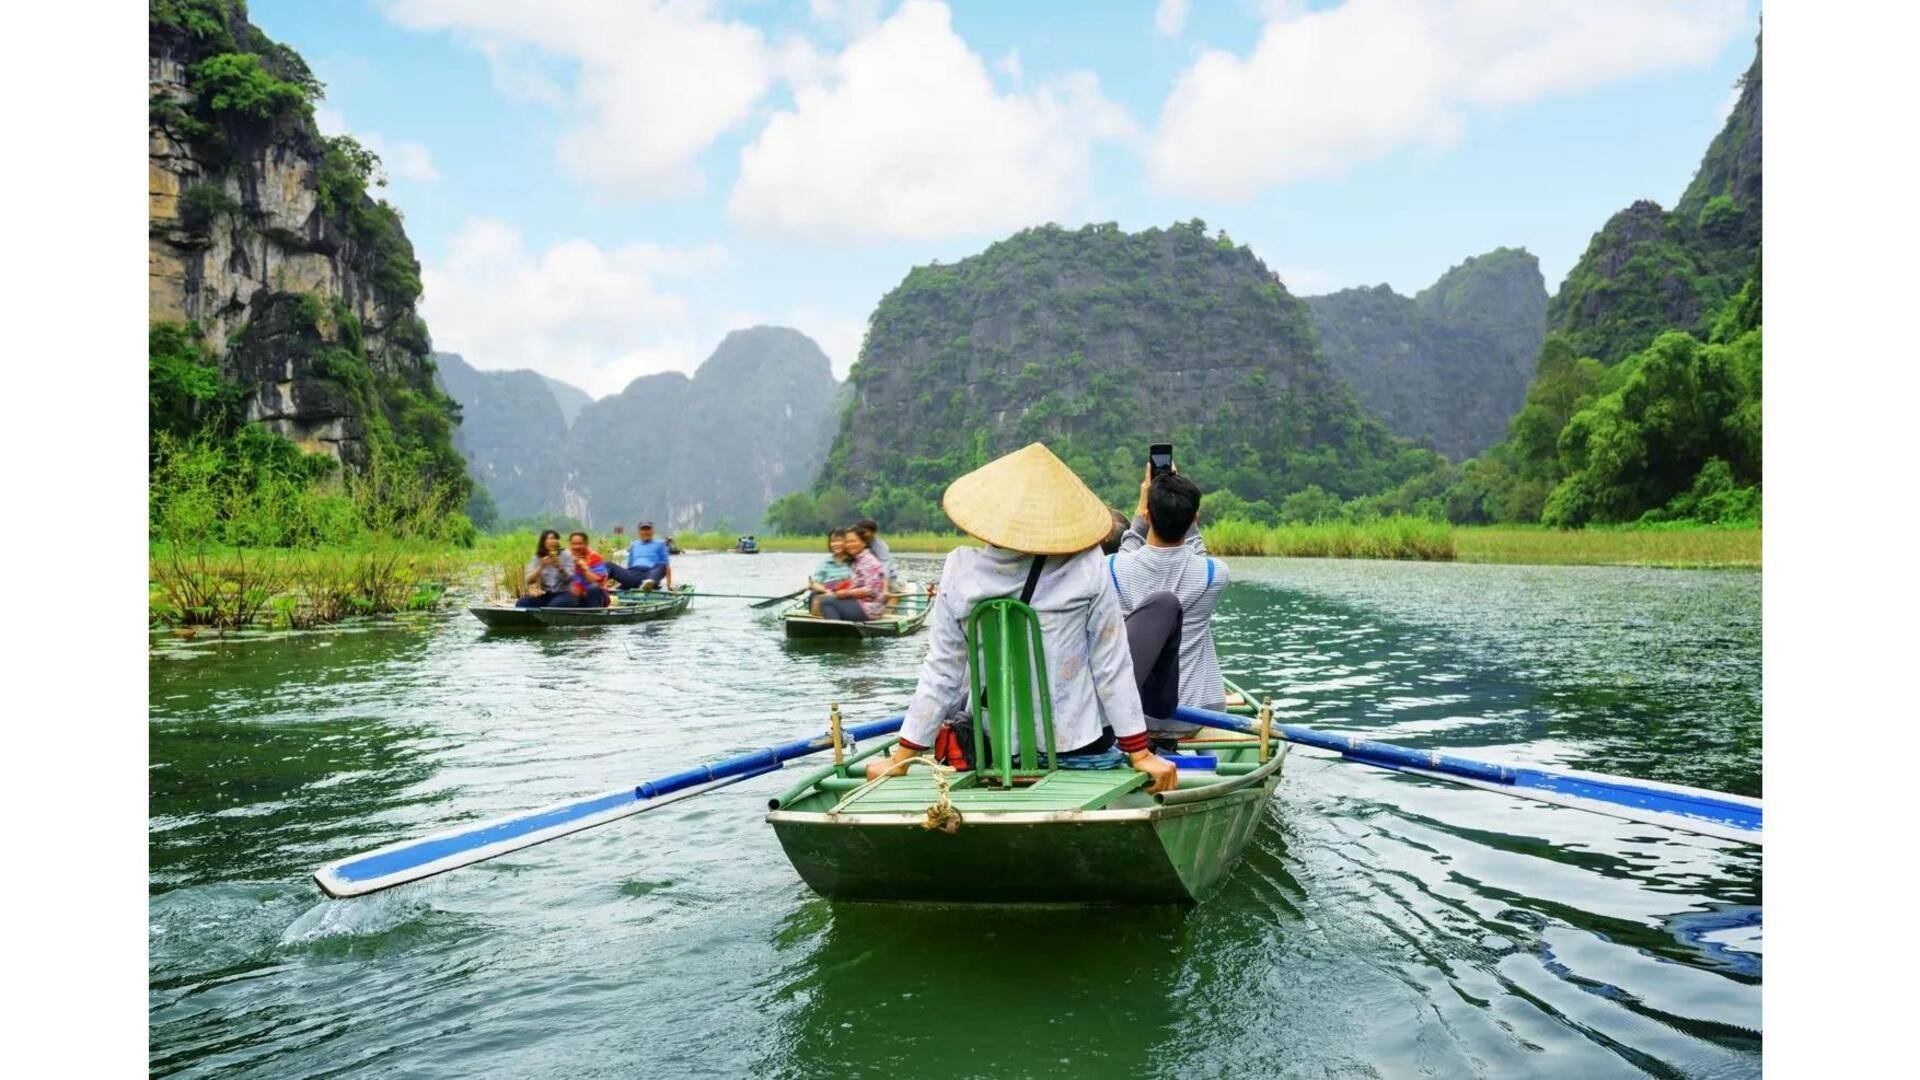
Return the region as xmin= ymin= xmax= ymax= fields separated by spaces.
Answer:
xmin=852 ymin=518 xmax=896 ymax=585
xmin=1108 ymin=466 xmax=1229 ymax=752
xmin=816 ymin=527 xmax=887 ymax=621
xmin=864 ymin=442 xmax=1179 ymax=794
xmin=557 ymin=530 xmax=611 ymax=607
xmin=806 ymin=529 xmax=853 ymax=615
xmin=515 ymin=529 xmax=572 ymax=608
xmin=607 ymin=520 xmax=673 ymax=592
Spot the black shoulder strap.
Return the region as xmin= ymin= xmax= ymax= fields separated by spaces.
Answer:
xmin=1020 ymin=555 xmax=1046 ymax=604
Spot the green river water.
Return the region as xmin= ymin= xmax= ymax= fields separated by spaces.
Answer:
xmin=150 ymin=554 xmax=1761 ymax=1077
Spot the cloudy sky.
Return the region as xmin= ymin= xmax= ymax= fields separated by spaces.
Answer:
xmin=254 ymin=0 xmax=1760 ymax=397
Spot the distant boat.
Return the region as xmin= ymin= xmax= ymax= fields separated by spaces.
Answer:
xmin=666 ymin=537 xmax=682 ymax=555
xmin=470 ymin=585 xmax=695 ymax=629
xmin=734 ymin=536 xmax=760 ymax=554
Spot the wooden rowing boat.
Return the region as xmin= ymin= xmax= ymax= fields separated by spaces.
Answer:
xmin=782 ymin=589 xmax=931 ymax=640
xmin=765 ymin=692 xmax=1286 ymax=905
xmin=533 ymin=585 xmax=695 ymax=627
xmin=470 ymin=586 xmax=696 ymax=629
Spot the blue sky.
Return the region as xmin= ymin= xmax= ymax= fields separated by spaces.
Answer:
xmin=251 ymin=0 xmax=1761 ymax=397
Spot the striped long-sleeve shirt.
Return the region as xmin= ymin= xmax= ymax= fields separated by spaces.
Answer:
xmin=1108 ymin=516 xmax=1228 ymax=734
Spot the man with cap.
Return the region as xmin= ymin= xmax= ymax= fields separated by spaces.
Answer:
xmin=607 ymin=520 xmax=674 ymax=592
xmin=864 ymin=442 xmax=1180 ymax=794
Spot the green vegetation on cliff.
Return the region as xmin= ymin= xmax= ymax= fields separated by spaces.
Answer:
xmin=814 ymin=220 xmax=1441 ymax=528
xmin=1546 ymin=49 xmax=1760 ymax=365
xmin=149 ymin=0 xmax=471 ymax=546
xmin=1445 ymin=40 xmax=1762 ymax=530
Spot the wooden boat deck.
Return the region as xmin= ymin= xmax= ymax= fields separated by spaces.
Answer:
xmin=833 ymin=769 xmax=1149 ymax=814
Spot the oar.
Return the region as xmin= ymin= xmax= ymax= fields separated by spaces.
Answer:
xmin=750 ymin=588 xmax=809 ymax=609
xmin=312 ymin=714 xmax=905 ymax=898
xmin=1173 ymin=706 xmax=1762 ymax=845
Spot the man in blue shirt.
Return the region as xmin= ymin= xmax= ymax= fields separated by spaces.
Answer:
xmin=608 ymin=520 xmax=674 ymax=591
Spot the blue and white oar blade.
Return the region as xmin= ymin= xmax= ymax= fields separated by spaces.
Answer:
xmin=1404 ymin=765 xmax=1763 ymax=844
xmin=314 ymin=785 xmax=645 ymax=898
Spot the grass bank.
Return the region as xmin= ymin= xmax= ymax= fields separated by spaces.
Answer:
xmin=475 ymin=520 xmax=1758 ymax=587
xmin=149 ymin=542 xmax=472 ymax=631
xmin=1453 ymin=525 xmax=1760 ymax=568
xmin=672 ymin=530 xmax=971 ymax=554
xmin=1200 ymin=517 xmax=1456 ymax=560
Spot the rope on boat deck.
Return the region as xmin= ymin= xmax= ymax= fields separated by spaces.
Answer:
xmin=844 ymin=755 xmax=962 ymax=834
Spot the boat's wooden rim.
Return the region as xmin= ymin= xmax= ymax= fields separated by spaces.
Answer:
xmin=766 ymin=785 xmax=1275 ymax=828
xmin=766 ymin=729 xmax=1284 ymax=827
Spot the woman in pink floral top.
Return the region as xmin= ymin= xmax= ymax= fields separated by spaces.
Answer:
xmin=818 ymin=529 xmax=888 ymax=621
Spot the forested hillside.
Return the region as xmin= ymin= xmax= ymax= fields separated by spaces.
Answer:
xmin=1448 ymin=42 xmax=1762 ymax=527
xmin=149 ymin=0 xmax=471 ymax=544
xmin=1307 ymin=248 xmax=1546 ymax=461
xmin=806 ymin=221 xmax=1440 ymax=529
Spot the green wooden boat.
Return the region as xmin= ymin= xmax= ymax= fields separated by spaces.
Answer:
xmin=469 ymin=604 xmax=543 ymax=629
xmin=531 ymin=585 xmax=695 ymax=627
xmin=470 ymin=586 xmax=695 ymax=629
xmin=767 ymin=597 xmax=1285 ymax=905
xmin=782 ymin=588 xmax=931 ymax=640
xmin=766 ymin=729 xmax=1285 ymax=904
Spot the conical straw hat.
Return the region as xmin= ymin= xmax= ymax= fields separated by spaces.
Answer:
xmin=942 ymin=442 xmax=1112 ymax=554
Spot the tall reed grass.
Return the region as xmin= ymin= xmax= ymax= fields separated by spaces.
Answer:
xmin=1453 ymin=525 xmax=1760 ymax=568
xmin=149 ymin=544 xmax=465 ymax=630
xmin=1199 ymin=516 xmax=1457 ymax=560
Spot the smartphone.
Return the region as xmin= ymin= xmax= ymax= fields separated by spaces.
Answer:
xmin=1149 ymin=443 xmax=1173 ymax=478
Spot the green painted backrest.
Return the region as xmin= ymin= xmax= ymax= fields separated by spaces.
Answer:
xmin=966 ymin=598 xmax=1057 ymax=786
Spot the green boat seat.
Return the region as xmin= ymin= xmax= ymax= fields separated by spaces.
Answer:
xmin=833 ymin=768 xmax=1146 ymax=815
xmin=966 ymin=597 xmax=1057 ymax=786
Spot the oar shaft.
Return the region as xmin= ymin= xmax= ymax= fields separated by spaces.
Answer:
xmin=314 ymin=714 xmax=905 ymax=897
xmin=1172 ymin=706 xmax=1762 ymax=843
xmin=637 ymin=717 xmax=904 ymax=799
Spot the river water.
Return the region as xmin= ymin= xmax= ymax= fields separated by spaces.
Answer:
xmin=149 ymin=554 xmax=1761 ymax=1077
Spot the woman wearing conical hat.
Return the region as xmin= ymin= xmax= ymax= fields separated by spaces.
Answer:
xmin=865 ymin=443 xmax=1180 ymax=794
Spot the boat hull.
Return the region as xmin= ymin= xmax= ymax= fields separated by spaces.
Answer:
xmin=767 ymin=767 xmax=1280 ymax=905
xmin=469 ymin=605 xmax=542 ymax=628
xmin=472 ymin=587 xmax=694 ymax=629
xmin=533 ymin=588 xmax=694 ymax=627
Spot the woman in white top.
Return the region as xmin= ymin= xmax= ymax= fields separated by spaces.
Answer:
xmin=865 ymin=442 xmax=1178 ymax=794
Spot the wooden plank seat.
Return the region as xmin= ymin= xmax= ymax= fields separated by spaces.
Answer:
xmin=833 ymin=768 xmax=1149 ymax=815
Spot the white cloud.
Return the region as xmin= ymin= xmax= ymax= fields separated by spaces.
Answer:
xmin=382 ymin=0 xmax=775 ymax=197
xmin=729 ymin=0 xmax=1134 ymax=242
xmin=1154 ymin=0 xmax=1190 ymax=38
xmin=791 ymin=308 xmax=870 ymax=379
xmin=313 ymin=106 xmax=441 ymax=183
xmin=420 ymin=219 xmax=729 ymax=397
xmin=997 ymin=47 xmax=1022 ymax=83
xmin=1150 ymin=0 xmax=1747 ymax=199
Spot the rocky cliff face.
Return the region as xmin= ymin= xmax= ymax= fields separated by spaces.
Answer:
xmin=816 ymin=221 xmax=1424 ymax=515
xmin=551 ymin=327 xmax=844 ymax=530
xmin=1307 ymin=248 xmax=1546 ymax=461
xmin=148 ymin=2 xmax=458 ymax=479
xmin=433 ymin=353 xmax=589 ymax=520
xmin=1546 ymin=44 xmax=1761 ymax=364
xmin=543 ymin=378 xmax=594 ymax=428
